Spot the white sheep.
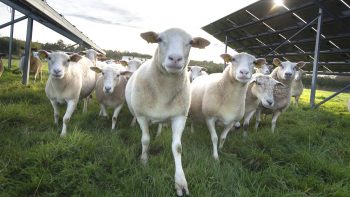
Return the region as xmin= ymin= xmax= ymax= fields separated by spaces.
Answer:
xmin=38 ymin=50 xmax=97 ymax=137
xmin=235 ymin=73 xmax=283 ymax=137
xmin=255 ymin=58 xmax=305 ymax=133
xmin=19 ymin=51 xmax=43 ymax=82
xmin=90 ymin=63 xmax=131 ymax=130
xmin=291 ymin=69 xmax=304 ymax=106
xmin=188 ymin=65 xmax=208 ymax=82
xmin=254 ymin=63 xmax=273 ymax=75
xmin=189 ymin=52 xmax=266 ymax=160
xmin=125 ymin=28 xmax=210 ymax=196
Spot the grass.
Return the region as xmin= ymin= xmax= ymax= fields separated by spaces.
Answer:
xmin=1 ymin=59 xmax=350 ymax=196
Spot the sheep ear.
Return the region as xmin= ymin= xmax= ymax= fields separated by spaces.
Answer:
xmin=140 ymin=31 xmax=159 ymax=43
xmin=296 ymin=61 xmax=305 ymax=69
xmin=188 ymin=66 xmax=192 ymax=71
xmin=90 ymin=66 xmax=102 ymax=73
xmin=254 ymin=58 xmax=266 ymax=68
xmin=276 ymin=81 xmax=285 ymax=87
xmin=220 ymin=54 xmax=233 ymax=63
xmin=273 ymin=58 xmax=282 ymax=67
xmin=120 ymin=70 xmax=133 ymax=79
xmin=119 ymin=60 xmax=128 ymax=66
xmin=191 ymin=37 xmax=210 ymax=49
xmin=38 ymin=50 xmax=49 ymax=60
xmin=70 ymin=54 xmax=82 ymax=62
xmin=201 ymin=67 xmax=208 ymax=72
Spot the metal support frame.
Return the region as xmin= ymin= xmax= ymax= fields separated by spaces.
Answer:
xmin=314 ymin=84 xmax=350 ymax=108
xmin=264 ymin=15 xmax=320 ymax=57
xmin=0 ymin=15 xmax=27 ymax=29
xmin=8 ymin=8 xmax=15 ymax=69
xmin=310 ymin=8 xmax=323 ymax=109
xmin=22 ymin=18 xmax=33 ymax=85
xmin=224 ymin=35 xmax=228 ymax=69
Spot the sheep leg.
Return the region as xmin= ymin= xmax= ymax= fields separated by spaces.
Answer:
xmin=295 ymin=96 xmax=300 ymax=106
xmin=82 ymin=97 xmax=89 ymax=113
xmin=61 ymin=100 xmax=77 ymax=137
xmin=171 ymin=116 xmax=189 ymax=196
xmin=130 ymin=116 xmax=137 ymax=127
xmin=271 ymin=111 xmax=281 ymax=133
xmin=255 ymin=109 xmax=261 ymax=131
xmin=111 ymin=104 xmax=123 ymax=131
xmin=137 ymin=116 xmax=150 ymax=165
xmin=243 ymin=110 xmax=256 ymax=137
xmin=206 ymin=118 xmax=219 ymax=160
xmin=50 ymin=100 xmax=60 ymax=125
xmin=219 ymin=122 xmax=235 ymax=149
xmin=99 ymin=104 xmax=108 ymax=117
xmin=190 ymin=121 xmax=195 ymax=133
xmin=156 ymin=123 xmax=163 ymax=137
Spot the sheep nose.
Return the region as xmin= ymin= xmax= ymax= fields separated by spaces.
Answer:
xmin=168 ymin=55 xmax=183 ymax=63
xmin=285 ymin=73 xmax=292 ymax=77
xmin=53 ymin=69 xmax=61 ymax=74
xmin=104 ymin=86 xmax=111 ymax=92
xmin=239 ymin=69 xmax=249 ymax=76
xmin=267 ymin=99 xmax=273 ymax=106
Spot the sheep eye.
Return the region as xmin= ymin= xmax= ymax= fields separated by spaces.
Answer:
xmin=67 ymin=59 xmax=70 ymax=62
xmin=257 ymin=82 xmax=262 ymax=85
xmin=157 ymin=37 xmax=162 ymax=42
xmin=47 ymin=57 xmax=51 ymax=60
xmin=189 ymin=40 xmax=193 ymax=45
xmin=102 ymin=72 xmax=104 ymax=75
xmin=117 ymin=74 xmax=120 ymax=77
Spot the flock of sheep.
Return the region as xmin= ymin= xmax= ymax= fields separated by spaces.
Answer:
xmin=5 ymin=27 xmax=344 ymax=195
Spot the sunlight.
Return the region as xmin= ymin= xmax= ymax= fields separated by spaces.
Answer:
xmin=274 ymin=0 xmax=284 ymax=6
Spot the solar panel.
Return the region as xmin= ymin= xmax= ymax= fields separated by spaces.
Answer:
xmin=202 ymin=0 xmax=350 ymax=74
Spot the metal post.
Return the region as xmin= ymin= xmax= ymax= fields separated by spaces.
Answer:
xmin=22 ymin=18 xmax=33 ymax=85
xmin=310 ymin=8 xmax=323 ymax=108
xmin=8 ymin=8 xmax=15 ymax=69
xmin=224 ymin=35 xmax=228 ymax=69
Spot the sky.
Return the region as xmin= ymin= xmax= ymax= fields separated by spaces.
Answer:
xmin=0 ymin=0 xmax=258 ymax=63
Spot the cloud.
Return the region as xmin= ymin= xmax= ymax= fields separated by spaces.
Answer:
xmin=63 ymin=13 xmax=143 ymax=28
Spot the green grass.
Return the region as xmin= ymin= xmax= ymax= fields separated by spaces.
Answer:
xmin=1 ymin=59 xmax=350 ymax=196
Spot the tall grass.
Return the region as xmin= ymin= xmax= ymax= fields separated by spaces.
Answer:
xmin=1 ymin=59 xmax=350 ymax=196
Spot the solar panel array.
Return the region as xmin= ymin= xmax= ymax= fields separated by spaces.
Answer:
xmin=202 ymin=0 xmax=350 ymax=74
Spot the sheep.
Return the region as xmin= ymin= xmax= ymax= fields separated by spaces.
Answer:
xmin=255 ymin=58 xmax=305 ymax=133
xmin=188 ymin=65 xmax=208 ymax=82
xmin=90 ymin=63 xmax=131 ymax=130
xmin=234 ymin=73 xmax=283 ymax=137
xmin=19 ymin=51 xmax=43 ymax=82
xmin=291 ymin=68 xmax=305 ymax=106
xmin=0 ymin=53 xmax=4 ymax=78
xmin=38 ymin=50 xmax=97 ymax=137
xmin=189 ymin=52 xmax=266 ymax=160
xmin=254 ymin=63 xmax=273 ymax=75
xmin=121 ymin=59 xmax=143 ymax=72
xmin=125 ymin=28 xmax=210 ymax=196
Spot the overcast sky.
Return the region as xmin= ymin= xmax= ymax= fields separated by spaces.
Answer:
xmin=0 ymin=0 xmax=258 ymax=63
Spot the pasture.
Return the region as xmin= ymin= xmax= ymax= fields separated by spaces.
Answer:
xmin=0 ymin=59 xmax=350 ymax=196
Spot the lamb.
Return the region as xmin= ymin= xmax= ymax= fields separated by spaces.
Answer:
xmin=19 ymin=51 xmax=43 ymax=82
xmin=188 ymin=65 xmax=208 ymax=82
xmin=254 ymin=63 xmax=272 ymax=75
xmin=189 ymin=52 xmax=266 ymax=160
xmin=291 ymin=68 xmax=305 ymax=105
xmin=235 ymin=73 xmax=283 ymax=137
xmin=255 ymin=58 xmax=305 ymax=133
xmin=90 ymin=63 xmax=131 ymax=130
xmin=125 ymin=28 xmax=210 ymax=196
xmin=38 ymin=50 xmax=97 ymax=137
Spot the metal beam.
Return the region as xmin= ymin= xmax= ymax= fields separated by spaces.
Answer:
xmin=236 ymin=33 xmax=350 ymax=51
xmin=311 ymin=8 xmax=323 ymax=109
xmin=0 ymin=15 xmax=27 ymax=29
xmin=8 ymin=8 xmax=15 ymax=69
xmin=224 ymin=35 xmax=228 ymax=69
xmin=0 ymin=0 xmax=105 ymax=55
xmin=305 ymin=72 xmax=350 ymax=76
xmin=314 ymin=84 xmax=350 ymax=108
xmin=22 ymin=17 xmax=33 ymax=85
xmin=230 ymin=15 xmax=350 ymax=44
xmin=213 ymin=1 xmax=315 ymax=36
xmin=264 ymin=15 xmax=320 ymax=57
xmin=264 ymin=49 xmax=350 ymax=58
